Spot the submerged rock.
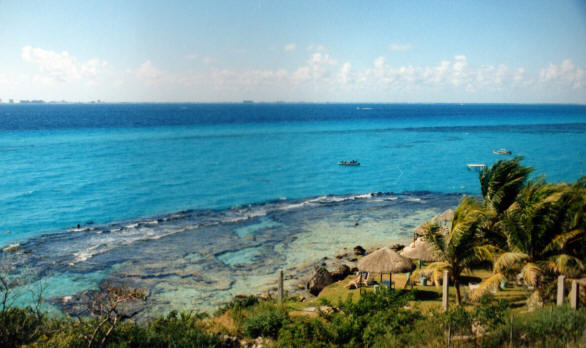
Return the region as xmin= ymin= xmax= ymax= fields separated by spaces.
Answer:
xmin=353 ymin=245 xmax=366 ymax=256
xmin=390 ymin=243 xmax=405 ymax=252
xmin=307 ymin=265 xmax=333 ymax=296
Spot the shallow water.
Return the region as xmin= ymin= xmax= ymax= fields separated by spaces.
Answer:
xmin=4 ymin=192 xmax=460 ymax=316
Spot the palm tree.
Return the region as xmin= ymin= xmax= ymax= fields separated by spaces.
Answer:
xmin=477 ymin=157 xmax=534 ymax=252
xmin=473 ymin=180 xmax=585 ymax=300
xmin=423 ymin=197 xmax=494 ymax=305
xmin=479 ymin=156 xmax=533 ymax=216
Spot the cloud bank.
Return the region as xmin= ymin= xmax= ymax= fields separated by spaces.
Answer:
xmin=5 ymin=46 xmax=586 ymax=103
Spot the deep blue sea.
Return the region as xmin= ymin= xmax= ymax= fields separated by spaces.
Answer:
xmin=1 ymin=103 xmax=585 ymax=246
xmin=1 ymin=103 xmax=585 ymax=315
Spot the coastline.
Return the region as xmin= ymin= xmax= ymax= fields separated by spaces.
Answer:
xmin=1 ymin=191 xmax=462 ymax=319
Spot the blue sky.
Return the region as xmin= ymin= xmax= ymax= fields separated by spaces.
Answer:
xmin=0 ymin=0 xmax=585 ymax=103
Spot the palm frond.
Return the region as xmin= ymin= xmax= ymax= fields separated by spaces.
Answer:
xmin=470 ymin=273 xmax=505 ymax=301
xmin=520 ymin=262 xmax=541 ymax=286
xmin=544 ymin=229 xmax=584 ymax=253
xmin=494 ymin=252 xmax=528 ymax=272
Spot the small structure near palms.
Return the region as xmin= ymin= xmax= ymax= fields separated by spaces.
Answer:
xmin=358 ymin=247 xmax=415 ymax=286
xmin=400 ymin=237 xmax=441 ymax=263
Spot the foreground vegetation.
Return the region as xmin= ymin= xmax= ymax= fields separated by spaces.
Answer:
xmin=0 ymin=289 xmax=585 ymax=347
xmin=1 ymin=157 xmax=584 ymax=347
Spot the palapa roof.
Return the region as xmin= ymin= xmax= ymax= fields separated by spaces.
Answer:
xmin=413 ymin=223 xmax=425 ymax=237
xmin=400 ymin=237 xmax=441 ymax=262
xmin=358 ymin=247 xmax=415 ymax=274
xmin=437 ymin=209 xmax=455 ymax=223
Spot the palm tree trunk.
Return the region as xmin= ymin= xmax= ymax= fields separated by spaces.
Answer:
xmin=454 ymin=278 xmax=461 ymax=305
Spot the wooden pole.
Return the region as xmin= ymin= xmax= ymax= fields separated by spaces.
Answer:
xmin=509 ymin=314 xmax=513 ymax=346
xmin=557 ymin=275 xmax=565 ymax=306
xmin=570 ymin=280 xmax=579 ymax=310
xmin=442 ymin=270 xmax=449 ymax=312
xmin=278 ymin=269 xmax=284 ymax=306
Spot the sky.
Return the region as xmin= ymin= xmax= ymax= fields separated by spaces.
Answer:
xmin=0 ymin=0 xmax=585 ymax=103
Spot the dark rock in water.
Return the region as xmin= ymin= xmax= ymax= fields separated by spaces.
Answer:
xmin=350 ymin=266 xmax=359 ymax=273
xmin=307 ymin=265 xmax=333 ymax=296
xmin=335 ymin=253 xmax=347 ymax=259
xmin=390 ymin=243 xmax=405 ymax=252
xmin=349 ymin=257 xmax=358 ymax=262
xmin=353 ymin=245 xmax=366 ymax=256
xmin=330 ymin=264 xmax=351 ymax=281
xmin=50 ymin=285 xmax=147 ymax=319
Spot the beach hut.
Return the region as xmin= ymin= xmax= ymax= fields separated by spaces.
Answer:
xmin=438 ymin=209 xmax=455 ymax=223
xmin=413 ymin=222 xmax=427 ymax=240
xmin=437 ymin=209 xmax=454 ymax=234
xmin=400 ymin=237 xmax=441 ymax=262
xmin=358 ymin=247 xmax=415 ymax=287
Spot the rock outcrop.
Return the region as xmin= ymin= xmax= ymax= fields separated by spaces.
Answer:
xmin=353 ymin=245 xmax=366 ymax=256
xmin=306 ymin=266 xmax=333 ymax=296
xmin=330 ymin=264 xmax=351 ymax=281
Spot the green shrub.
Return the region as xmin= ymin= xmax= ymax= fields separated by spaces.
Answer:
xmin=242 ymin=303 xmax=289 ymax=339
xmin=0 ymin=307 xmax=45 ymax=347
xmin=277 ymin=317 xmax=333 ymax=347
xmin=485 ymin=305 xmax=586 ymax=347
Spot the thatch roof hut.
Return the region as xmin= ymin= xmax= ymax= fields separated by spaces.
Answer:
xmin=413 ymin=222 xmax=427 ymax=239
xmin=400 ymin=237 xmax=441 ymax=262
xmin=438 ymin=209 xmax=455 ymax=223
xmin=358 ymin=247 xmax=415 ymax=281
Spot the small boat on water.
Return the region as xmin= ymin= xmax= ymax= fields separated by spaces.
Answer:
xmin=493 ymin=148 xmax=512 ymax=155
xmin=467 ymin=163 xmax=487 ymax=171
xmin=338 ymin=160 xmax=360 ymax=166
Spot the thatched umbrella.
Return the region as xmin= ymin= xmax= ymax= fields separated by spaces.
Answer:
xmin=400 ymin=237 xmax=441 ymax=262
xmin=358 ymin=247 xmax=415 ymax=286
xmin=413 ymin=222 xmax=427 ymax=240
xmin=438 ymin=209 xmax=455 ymax=223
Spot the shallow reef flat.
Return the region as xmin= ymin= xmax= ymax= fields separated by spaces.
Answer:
xmin=3 ymin=192 xmax=462 ymax=319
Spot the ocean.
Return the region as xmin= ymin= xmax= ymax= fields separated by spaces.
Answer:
xmin=0 ymin=103 xmax=585 ymax=315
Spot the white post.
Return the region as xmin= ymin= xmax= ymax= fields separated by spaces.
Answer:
xmin=442 ymin=270 xmax=449 ymax=312
xmin=557 ymin=275 xmax=565 ymax=306
xmin=570 ymin=280 xmax=579 ymax=310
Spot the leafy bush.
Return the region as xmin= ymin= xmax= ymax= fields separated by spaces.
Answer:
xmin=277 ymin=317 xmax=332 ymax=348
xmin=0 ymin=307 xmax=45 ymax=347
xmin=486 ymin=305 xmax=586 ymax=347
xmin=214 ymin=294 xmax=259 ymax=316
xmin=242 ymin=303 xmax=289 ymax=339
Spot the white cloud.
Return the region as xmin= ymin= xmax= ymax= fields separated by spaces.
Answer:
xmin=284 ymin=43 xmax=296 ymax=51
xmin=540 ymin=59 xmax=585 ymax=89
xmin=135 ymin=60 xmax=164 ymax=81
xmin=21 ymin=46 xmax=108 ymax=84
xmin=388 ymin=44 xmax=413 ymax=52
xmin=339 ymin=62 xmax=352 ymax=84
xmin=185 ymin=53 xmax=199 ymax=60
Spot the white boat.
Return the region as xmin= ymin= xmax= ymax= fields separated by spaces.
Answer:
xmin=338 ymin=160 xmax=360 ymax=166
xmin=467 ymin=163 xmax=487 ymax=170
xmin=493 ymin=148 xmax=512 ymax=155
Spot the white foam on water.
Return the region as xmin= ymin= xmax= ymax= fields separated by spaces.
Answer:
xmin=2 ymin=243 xmax=19 ymax=252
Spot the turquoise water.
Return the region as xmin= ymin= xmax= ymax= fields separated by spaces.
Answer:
xmin=0 ymin=103 xmax=585 ymax=315
xmin=1 ymin=104 xmax=585 ymax=246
